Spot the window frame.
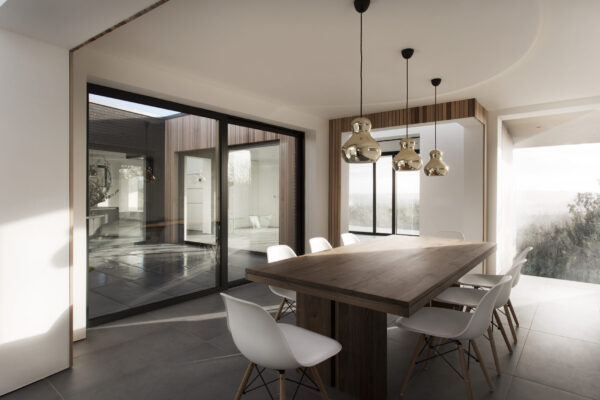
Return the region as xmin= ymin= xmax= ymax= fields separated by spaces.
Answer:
xmin=348 ymin=151 xmax=419 ymax=237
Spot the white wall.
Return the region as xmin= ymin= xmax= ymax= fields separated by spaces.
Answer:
xmin=497 ymin=124 xmax=516 ymax=272
xmin=71 ymin=46 xmax=330 ymax=339
xmin=0 ymin=28 xmax=70 ymax=395
xmin=419 ymin=120 xmax=484 ymax=248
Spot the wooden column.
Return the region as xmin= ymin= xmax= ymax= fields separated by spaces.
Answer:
xmin=296 ymin=293 xmax=334 ymax=384
xmin=335 ymin=302 xmax=387 ymax=400
xmin=296 ymin=294 xmax=387 ymax=400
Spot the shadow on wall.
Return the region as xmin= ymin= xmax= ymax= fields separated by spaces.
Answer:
xmin=0 ymin=309 xmax=70 ymax=396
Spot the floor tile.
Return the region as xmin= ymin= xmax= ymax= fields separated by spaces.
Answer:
xmin=506 ymin=377 xmax=594 ymax=400
xmin=515 ymin=330 xmax=600 ymax=399
xmin=0 ymin=380 xmax=61 ymax=400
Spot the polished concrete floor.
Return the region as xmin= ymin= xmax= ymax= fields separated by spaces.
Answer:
xmin=3 ymin=275 xmax=599 ymax=400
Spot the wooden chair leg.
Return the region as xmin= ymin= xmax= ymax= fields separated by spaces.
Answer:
xmin=507 ymin=299 xmax=520 ymax=327
xmin=504 ymin=304 xmax=518 ymax=344
xmin=471 ymin=339 xmax=494 ymax=391
xmin=400 ymin=334 xmax=426 ymax=395
xmin=235 ymin=362 xmax=255 ymax=400
xmin=423 ymin=336 xmax=436 ymax=370
xmin=436 ymin=337 xmax=448 ymax=355
xmin=274 ymin=298 xmax=286 ymax=321
xmin=487 ymin=325 xmax=501 ymax=376
xmin=457 ymin=342 xmax=474 ymax=400
xmin=310 ymin=366 xmax=329 ymax=400
xmin=279 ymin=371 xmax=286 ymax=400
xmin=493 ymin=309 xmax=512 ymax=353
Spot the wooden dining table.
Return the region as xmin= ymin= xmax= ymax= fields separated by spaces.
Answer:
xmin=246 ymin=235 xmax=496 ymax=400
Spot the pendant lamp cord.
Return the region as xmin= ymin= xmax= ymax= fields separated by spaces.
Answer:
xmin=405 ymin=56 xmax=409 ymax=138
xmin=434 ymin=84 xmax=437 ymax=150
xmin=360 ymin=12 xmax=363 ymax=118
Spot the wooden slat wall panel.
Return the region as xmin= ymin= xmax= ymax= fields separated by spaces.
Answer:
xmin=328 ymin=98 xmax=488 ymax=249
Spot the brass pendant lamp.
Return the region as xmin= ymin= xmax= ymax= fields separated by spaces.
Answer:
xmin=341 ymin=0 xmax=381 ymax=163
xmin=424 ymin=78 xmax=449 ymax=176
xmin=392 ymin=48 xmax=422 ymax=171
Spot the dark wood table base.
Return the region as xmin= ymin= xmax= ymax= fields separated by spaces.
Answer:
xmin=297 ymin=293 xmax=387 ymax=400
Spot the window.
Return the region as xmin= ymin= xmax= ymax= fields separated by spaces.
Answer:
xmin=348 ymin=153 xmax=420 ymax=235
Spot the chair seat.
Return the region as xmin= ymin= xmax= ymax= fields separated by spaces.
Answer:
xmin=279 ymin=323 xmax=342 ymax=367
xmin=458 ymin=273 xmax=503 ymax=288
xmin=395 ymin=307 xmax=472 ymax=339
xmin=270 ymin=286 xmax=296 ymax=301
xmin=434 ymin=287 xmax=485 ymax=308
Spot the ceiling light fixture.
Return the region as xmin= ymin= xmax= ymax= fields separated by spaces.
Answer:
xmin=424 ymin=78 xmax=449 ymax=176
xmin=341 ymin=0 xmax=382 ymax=164
xmin=393 ymin=48 xmax=423 ymax=171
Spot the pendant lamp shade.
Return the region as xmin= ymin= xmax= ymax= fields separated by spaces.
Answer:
xmin=341 ymin=0 xmax=381 ymax=164
xmin=342 ymin=117 xmax=381 ymax=162
xmin=424 ymin=78 xmax=449 ymax=176
xmin=393 ymin=137 xmax=422 ymax=171
xmin=393 ymin=48 xmax=422 ymax=171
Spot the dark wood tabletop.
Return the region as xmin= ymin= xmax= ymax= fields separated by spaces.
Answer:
xmin=246 ymin=235 xmax=496 ymax=316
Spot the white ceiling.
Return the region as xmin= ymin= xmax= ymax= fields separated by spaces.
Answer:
xmin=505 ymin=110 xmax=600 ymax=148
xmin=3 ymin=0 xmax=600 ymax=120
xmin=0 ymin=0 xmax=158 ymax=49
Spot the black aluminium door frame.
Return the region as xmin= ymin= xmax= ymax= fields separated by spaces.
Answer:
xmin=86 ymin=83 xmax=305 ymax=314
xmin=222 ymin=117 xmax=306 ymax=287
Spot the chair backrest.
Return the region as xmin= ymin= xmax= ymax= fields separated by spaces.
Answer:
xmin=341 ymin=232 xmax=360 ymax=246
xmin=267 ymin=245 xmax=297 ymax=263
xmin=434 ymin=230 xmax=465 ymax=240
xmin=456 ymin=275 xmax=512 ymax=340
xmin=309 ymin=237 xmax=333 ymax=253
xmin=221 ymin=293 xmax=299 ymax=370
xmin=513 ymin=246 xmax=533 ymax=264
xmin=506 ymin=258 xmax=527 ymax=288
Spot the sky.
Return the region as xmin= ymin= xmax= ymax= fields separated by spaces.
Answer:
xmin=514 ymin=143 xmax=600 ymax=227
xmin=89 ymin=94 xmax=179 ymax=118
xmin=514 ymin=143 xmax=600 ymax=194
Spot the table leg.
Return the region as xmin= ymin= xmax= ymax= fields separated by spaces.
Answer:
xmin=296 ymin=293 xmax=387 ymax=400
xmin=335 ymin=302 xmax=387 ymax=400
xmin=296 ymin=293 xmax=334 ymax=385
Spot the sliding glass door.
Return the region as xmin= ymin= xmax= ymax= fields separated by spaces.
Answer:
xmin=226 ymin=124 xmax=300 ymax=282
xmin=87 ymin=84 xmax=303 ymax=324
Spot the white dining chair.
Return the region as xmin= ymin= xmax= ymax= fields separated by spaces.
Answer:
xmin=309 ymin=237 xmax=332 ymax=253
xmin=395 ymin=275 xmax=511 ymax=400
xmin=266 ymin=245 xmax=297 ymax=321
xmin=513 ymin=246 xmax=533 ymax=265
xmin=434 ymin=267 xmax=521 ymax=375
xmin=434 ymin=230 xmax=465 ymax=240
xmin=221 ymin=293 xmax=342 ymax=400
xmin=458 ymin=251 xmax=531 ymax=330
xmin=341 ymin=232 xmax=360 ymax=246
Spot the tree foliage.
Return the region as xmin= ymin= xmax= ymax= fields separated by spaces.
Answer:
xmin=518 ymin=191 xmax=600 ymax=283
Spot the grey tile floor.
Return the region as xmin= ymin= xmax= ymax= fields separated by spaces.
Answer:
xmin=3 ymin=275 xmax=600 ymax=400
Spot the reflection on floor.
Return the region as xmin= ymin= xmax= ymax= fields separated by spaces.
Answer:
xmin=88 ymin=242 xmax=217 ymax=319
xmin=5 ymin=275 xmax=598 ymax=399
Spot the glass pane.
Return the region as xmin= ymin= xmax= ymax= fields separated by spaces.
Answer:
xmin=348 ymin=163 xmax=373 ymax=232
xmin=227 ymin=125 xmax=297 ymax=282
xmin=395 ymin=171 xmax=420 ymax=235
xmin=376 ymin=156 xmax=393 ymax=234
xmin=87 ymin=93 xmax=219 ymax=320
